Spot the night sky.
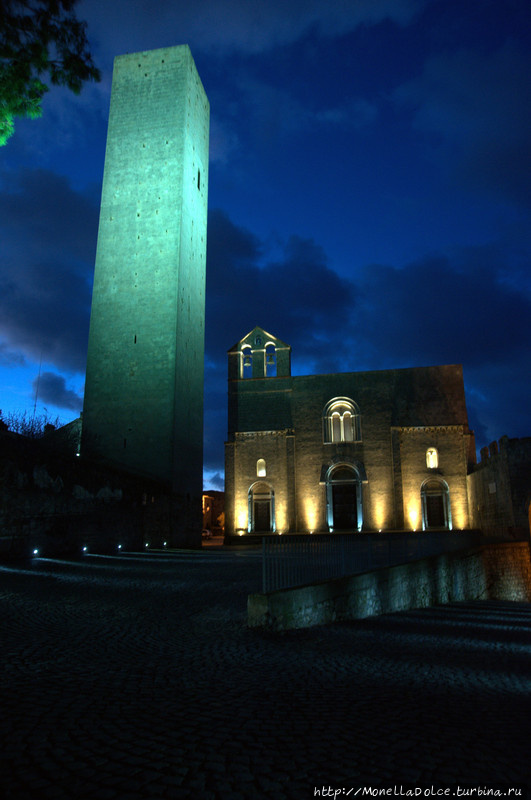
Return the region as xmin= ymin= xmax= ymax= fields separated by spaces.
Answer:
xmin=1 ymin=0 xmax=530 ymax=490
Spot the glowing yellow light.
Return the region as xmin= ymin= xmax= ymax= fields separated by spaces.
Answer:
xmin=407 ymin=503 xmax=420 ymax=531
xmin=304 ymin=499 xmax=318 ymax=532
xmin=452 ymin=500 xmax=467 ymax=530
xmin=373 ymin=498 xmax=387 ymax=531
xmin=275 ymin=502 xmax=287 ymax=533
xmin=236 ymin=504 xmax=248 ymax=531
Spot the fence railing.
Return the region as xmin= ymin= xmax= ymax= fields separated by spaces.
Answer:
xmin=261 ymin=531 xmax=488 ymax=593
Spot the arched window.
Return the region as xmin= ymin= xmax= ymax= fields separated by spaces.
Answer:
xmin=248 ymin=482 xmax=275 ymax=532
xmin=323 ymin=398 xmax=361 ymax=443
xmin=421 ymin=479 xmax=451 ymax=530
xmin=426 ymin=447 xmax=438 ymax=469
xmin=257 ymin=458 xmax=266 ymax=477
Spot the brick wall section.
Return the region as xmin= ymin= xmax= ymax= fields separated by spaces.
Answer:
xmin=248 ymin=542 xmax=531 ymax=630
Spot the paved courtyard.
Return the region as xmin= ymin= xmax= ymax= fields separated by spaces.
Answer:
xmin=0 ymin=548 xmax=529 ymax=799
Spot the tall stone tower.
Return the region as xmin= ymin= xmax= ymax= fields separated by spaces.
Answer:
xmin=82 ymin=45 xmax=209 ymax=541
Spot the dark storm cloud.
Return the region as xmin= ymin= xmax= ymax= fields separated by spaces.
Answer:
xmin=206 ymin=208 xmax=355 ymax=372
xmin=395 ymin=43 xmax=531 ymax=207
xmin=0 ymin=169 xmax=96 ymax=371
xmin=207 ymin=210 xmax=530 ymax=375
xmin=32 ymin=372 xmax=83 ymax=413
xmin=354 ymin=251 xmax=531 ymax=369
xmin=0 ymin=169 xmax=99 ymax=260
xmin=465 ymin=359 xmax=531 ymax=447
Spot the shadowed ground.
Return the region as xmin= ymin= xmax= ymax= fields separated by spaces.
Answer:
xmin=0 ymin=549 xmax=529 ymax=799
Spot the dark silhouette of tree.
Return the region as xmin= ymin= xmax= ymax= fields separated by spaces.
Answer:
xmin=0 ymin=408 xmax=60 ymax=437
xmin=0 ymin=0 xmax=100 ymax=145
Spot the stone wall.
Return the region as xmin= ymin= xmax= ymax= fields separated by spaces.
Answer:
xmin=467 ymin=436 xmax=531 ymax=537
xmin=248 ymin=541 xmax=531 ymax=630
xmin=0 ymin=431 xmax=199 ymax=559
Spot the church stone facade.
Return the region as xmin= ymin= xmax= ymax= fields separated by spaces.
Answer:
xmin=225 ymin=327 xmax=477 ymax=536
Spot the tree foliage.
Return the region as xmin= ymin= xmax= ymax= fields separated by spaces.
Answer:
xmin=0 ymin=0 xmax=100 ymax=145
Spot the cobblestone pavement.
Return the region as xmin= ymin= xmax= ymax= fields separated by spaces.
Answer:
xmin=0 ymin=548 xmax=530 ymax=800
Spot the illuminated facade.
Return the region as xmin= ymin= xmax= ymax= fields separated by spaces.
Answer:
xmin=225 ymin=327 xmax=476 ymax=536
xmin=82 ymin=46 xmax=209 ymax=545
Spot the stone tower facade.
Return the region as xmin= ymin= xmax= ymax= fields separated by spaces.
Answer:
xmin=82 ymin=46 xmax=209 ymax=542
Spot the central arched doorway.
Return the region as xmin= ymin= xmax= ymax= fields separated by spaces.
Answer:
xmin=326 ymin=464 xmax=363 ymax=532
xmin=421 ymin=478 xmax=451 ymax=530
xmin=248 ymin=482 xmax=275 ymax=532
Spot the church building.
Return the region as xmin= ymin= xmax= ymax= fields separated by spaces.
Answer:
xmin=225 ymin=327 xmax=477 ymax=536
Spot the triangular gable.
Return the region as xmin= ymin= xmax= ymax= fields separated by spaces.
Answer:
xmin=228 ymin=326 xmax=290 ymax=353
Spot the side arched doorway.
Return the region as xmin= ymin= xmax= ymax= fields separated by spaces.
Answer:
xmin=248 ymin=482 xmax=275 ymax=532
xmin=421 ymin=478 xmax=451 ymax=530
xmin=326 ymin=465 xmax=363 ymax=532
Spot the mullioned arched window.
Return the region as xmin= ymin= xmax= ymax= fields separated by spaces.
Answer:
xmin=323 ymin=398 xmax=361 ymax=443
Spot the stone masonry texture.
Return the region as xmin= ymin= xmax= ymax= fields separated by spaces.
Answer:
xmin=226 ymin=327 xmax=476 ymax=535
xmin=248 ymin=541 xmax=531 ymax=629
xmin=82 ymin=46 xmax=209 ymax=509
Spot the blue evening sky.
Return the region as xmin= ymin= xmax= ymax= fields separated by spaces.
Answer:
xmin=1 ymin=0 xmax=530 ymax=489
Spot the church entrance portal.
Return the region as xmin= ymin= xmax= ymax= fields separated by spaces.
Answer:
xmin=332 ymin=482 xmax=358 ymax=530
xmin=249 ymin=482 xmax=275 ymax=532
xmin=421 ymin=479 xmax=451 ymax=529
xmin=326 ymin=465 xmax=362 ymax=532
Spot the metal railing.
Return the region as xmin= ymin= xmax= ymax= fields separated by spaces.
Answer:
xmin=261 ymin=531 xmax=487 ymax=593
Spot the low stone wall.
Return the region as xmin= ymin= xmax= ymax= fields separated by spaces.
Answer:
xmin=248 ymin=541 xmax=531 ymax=630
